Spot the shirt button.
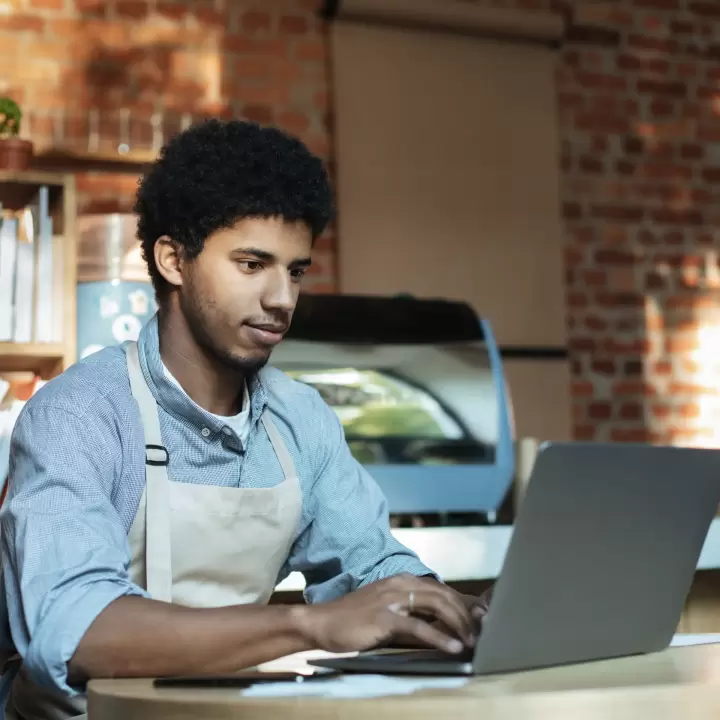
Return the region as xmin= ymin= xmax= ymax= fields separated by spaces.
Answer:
xmin=201 ymin=427 xmax=210 ymax=437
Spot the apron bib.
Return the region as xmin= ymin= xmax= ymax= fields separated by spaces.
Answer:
xmin=6 ymin=342 xmax=302 ymax=719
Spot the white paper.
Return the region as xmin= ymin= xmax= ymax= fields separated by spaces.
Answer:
xmin=241 ymin=674 xmax=469 ymax=699
xmin=670 ymin=633 xmax=720 ymax=647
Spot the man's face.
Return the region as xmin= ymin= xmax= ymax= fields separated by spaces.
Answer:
xmin=171 ymin=217 xmax=312 ymax=372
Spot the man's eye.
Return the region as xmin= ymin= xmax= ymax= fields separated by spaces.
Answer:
xmin=239 ymin=261 xmax=262 ymax=271
xmin=290 ymin=268 xmax=307 ymax=279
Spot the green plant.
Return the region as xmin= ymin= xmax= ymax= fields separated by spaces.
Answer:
xmin=0 ymin=97 xmax=22 ymax=139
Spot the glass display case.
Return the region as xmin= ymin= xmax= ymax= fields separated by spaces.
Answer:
xmin=271 ymin=293 xmax=516 ymax=524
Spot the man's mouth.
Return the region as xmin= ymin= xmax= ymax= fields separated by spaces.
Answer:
xmin=244 ymin=322 xmax=288 ymax=346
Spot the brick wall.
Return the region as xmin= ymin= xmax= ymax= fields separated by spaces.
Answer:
xmin=0 ymin=0 xmax=336 ymax=291
xmin=557 ymin=0 xmax=720 ymax=448
xmin=2 ymin=0 xmax=719 ymax=446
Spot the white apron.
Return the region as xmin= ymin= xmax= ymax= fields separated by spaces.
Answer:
xmin=6 ymin=341 xmax=302 ymax=719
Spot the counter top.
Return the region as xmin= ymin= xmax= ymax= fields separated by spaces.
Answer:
xmin=88 ymin=640 xmax=720 ymax=720
xmin=275 ymin=517 xmax=720 ymax=592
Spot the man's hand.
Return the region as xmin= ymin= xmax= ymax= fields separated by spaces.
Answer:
xmin=290 ymin=574 xmax=478 ymax=655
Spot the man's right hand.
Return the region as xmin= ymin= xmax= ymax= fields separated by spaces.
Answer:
xmin=290 ymin=573 xmax=476 ymax=655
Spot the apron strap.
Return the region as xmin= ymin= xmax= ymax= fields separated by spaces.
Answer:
xmin=261 ymin=413 xmax=297 ymax=480
xmin=126 ymin=342 xmax=173 ymax=603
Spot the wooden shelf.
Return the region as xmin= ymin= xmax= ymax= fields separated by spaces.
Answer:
xmin=0 ymin=343 xmax=66 ymax=378
xmin=32 ymin=146 xmax=157 ymax=172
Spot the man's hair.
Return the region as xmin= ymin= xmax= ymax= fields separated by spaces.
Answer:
xmin=134 ymin=119 xmax=335 ymax=296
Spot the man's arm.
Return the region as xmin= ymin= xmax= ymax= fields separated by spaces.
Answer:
xmin=4 ymin=401 xmax=474 ymax=692
xmin=286 ymin=392 xmax=439 ymax=602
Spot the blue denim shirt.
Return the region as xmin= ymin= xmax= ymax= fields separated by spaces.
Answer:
xmin=0 ymin=314 xmax=432 ymax=693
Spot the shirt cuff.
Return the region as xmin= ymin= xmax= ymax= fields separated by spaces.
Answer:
xmin=25 ymin=581 xmax=149 ymax=695
xmin=363 ymin=555 xmax=442 ymax=586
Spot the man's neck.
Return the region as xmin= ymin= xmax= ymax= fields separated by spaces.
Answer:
xmin=157 ymin=310 xmax=245 ymax=417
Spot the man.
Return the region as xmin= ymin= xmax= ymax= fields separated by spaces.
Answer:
xmin=0 ymin=120 xmax=487 ymax=719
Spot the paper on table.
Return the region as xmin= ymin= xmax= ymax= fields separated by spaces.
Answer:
xmin=241 ymin=674 xmax=469 ymax=699
xmin=670 ymin=633 xmax=720 ymax=648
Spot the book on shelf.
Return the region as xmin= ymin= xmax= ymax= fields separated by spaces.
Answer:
xmin=0 ymin=186 xmax=62 ymax=345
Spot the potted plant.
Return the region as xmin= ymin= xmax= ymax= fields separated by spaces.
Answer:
xmin=0 ymin=97 xmax=33 ymax=171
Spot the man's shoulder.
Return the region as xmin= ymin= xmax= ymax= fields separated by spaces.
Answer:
xmin=25 ymin=344 xmax=131 ymax=420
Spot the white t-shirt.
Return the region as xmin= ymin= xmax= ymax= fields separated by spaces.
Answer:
xmin=162 ymin=364 xmax=251 ymax=447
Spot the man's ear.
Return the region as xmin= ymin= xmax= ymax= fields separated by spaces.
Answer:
xmin=154 ymin=236 xmax=184 ymax=290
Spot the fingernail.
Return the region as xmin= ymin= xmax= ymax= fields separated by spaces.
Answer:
xmin=448 ymin=639 xmax=463 ymax=654
xmin=472 ymin=606 xmax=485 ymax=618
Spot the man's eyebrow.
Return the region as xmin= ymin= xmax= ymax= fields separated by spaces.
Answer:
xmin=231 ymin=247 xmax=312 ymax=268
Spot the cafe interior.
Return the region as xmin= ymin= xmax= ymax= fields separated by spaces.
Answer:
xmin=2 ymin=0 xmax=720 ymax=717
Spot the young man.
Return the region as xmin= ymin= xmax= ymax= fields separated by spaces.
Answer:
xmin=1 ymin=120 xmax=486 ymax=719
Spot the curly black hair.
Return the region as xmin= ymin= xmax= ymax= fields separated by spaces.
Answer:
xmin=134 ymin=119 xmax=335 ymax=297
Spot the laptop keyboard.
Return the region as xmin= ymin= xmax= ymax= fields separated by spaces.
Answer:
xmin=363 ymin=648 xmax=476 ymax=663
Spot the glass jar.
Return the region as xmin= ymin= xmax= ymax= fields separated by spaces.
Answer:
xmin=77 ymin=213 xmax=157 ymax=360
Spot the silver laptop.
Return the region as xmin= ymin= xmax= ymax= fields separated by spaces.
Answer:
xmin=311 ymin=442 xmax=720 ymax=676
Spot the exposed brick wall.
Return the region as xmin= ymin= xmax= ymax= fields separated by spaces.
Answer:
xmin=558 ymin=0 xmax=720 ymax=447
xmin=469 ymin=0 xmax=720 ymax=447
xmin=0 ymin=0 xmax=336 ymax=292
xmin=3 ymin=0 xmax=720 ymax=446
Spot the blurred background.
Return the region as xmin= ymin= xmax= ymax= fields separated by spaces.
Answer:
xmin=1 ymin=0 xmax=720 ymax=630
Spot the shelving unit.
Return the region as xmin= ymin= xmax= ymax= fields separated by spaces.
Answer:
xmin=0 ymin=170 xmax=77 ymax=380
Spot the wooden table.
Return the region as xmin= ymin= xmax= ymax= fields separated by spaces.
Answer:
xmin=88 ymin=644 xmax=720 ymax=719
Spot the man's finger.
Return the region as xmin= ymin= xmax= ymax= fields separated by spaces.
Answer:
xmin=389 ymin=613 xmax=465 ymax=655
xmin=400 ymin=590 xmax=474 ymax=645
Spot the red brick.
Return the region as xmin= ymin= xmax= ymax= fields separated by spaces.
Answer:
xmin=646 ymin=273 xmax=666 ymax=290
xmin=156 ymin=2 xmax=185 ymax=21
xmin=241 ymin=105 xmax=274 ymax=124
xmin=583 ymin=270 xmax=607 ymax=286
xmin=241 ymin=10 xmax=272 ymax=31
xmin=681 ymin=143 xmax=704 ymax=159
xmin=223 ymin=36 xmax=287 ymax=57
xmin=277 ymin=110 xmax=310 ymax=134
xmin=651 ymin=208 xmax=704 ymax=225
xmin=634 ymin=0 xmax=680 ymax=7
xmin=620 ymin=403 xmax=644 ymax=420
xmin=115 ymin=0 xmax=148 ymax=18
xmin=690 ymin=1 xmax=720 ymax=17
xmin=678 ymin=403 xmax=701 ymax=419
xmin=279 ymin=15 xmax=308 ymax=34
xmin=641 ymin=163 xmax=692 ymax=180
xmin=563 ymin=202 xmax=582 ymax=219
xmin=29 ymin=0 xmax=64 ymax=9
xmin=579 ymin=156 xmax=603 ymax=173
xmin=575 ymin=113 xmax=630 ymax=134
xmin=628 ymin=34 xmax=680 ymax=53
xmin=592 ymin=359 xmax=616 ymax=375
xmin=589 ymin=402 xmax=612 ymax=420
xmin=591 ymin=205 xmax=644 ymax=222
xmin=567 ymin=292 xmax=589 ymax=308
xmin=597 ymin=293 xmax=646 ymax=308
xmin=669 ymin=381 xmax=719 ymax=396
xmin=638 ymin=79 xmax=686 ymax=96
xmin=576 ymin=72 xmax=627 ymax=91
xmin=585 ymin=316 xmax=609 ymax=331
xmin=614 ymin=381 xmax=657 ymax=396
xmin=610 ymin=428 xmax=655 ymax=443
xmin=665 ymin=335 xmax=700 ymax=353
xmin=0 ymin=14 xmax=44 ymax=31
xmin=595 ymin=249 xmax=639 ymax=265
xmin=574 ymin=425 xmax=597 ymax=441
xmin=570 ymin=336 xmax=597 ymax=352
xmin=295 ymin=40 xmax=326 ymax=62
xmin=572 ymin=382 xmax=595 ymax=398
xmin=650 ymin=99 xmax=674 ymax=116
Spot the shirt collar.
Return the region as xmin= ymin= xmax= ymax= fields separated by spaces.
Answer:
xmin=136 ymin=313 xmax=268 ymax=444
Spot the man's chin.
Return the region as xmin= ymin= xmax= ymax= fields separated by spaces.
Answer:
xmin=217 ymin=346 xmax=272 ymax=373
